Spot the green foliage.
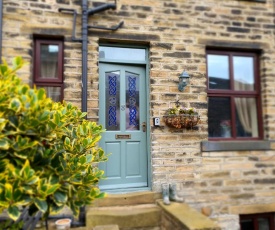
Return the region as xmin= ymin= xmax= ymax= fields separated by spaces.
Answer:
xmin=0 ymin=57 xmax=107 ymax=221
xmin=0 ymin=219 xmax=23 ymax=230
xmin=167 ymin=106 xmax=198 ymax=115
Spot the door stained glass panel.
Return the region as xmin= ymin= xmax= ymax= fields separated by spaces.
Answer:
xmin=105 ymin=71 xmax=120 ymax=131
xmin=126 ymin=72 xmax=140 ymax=130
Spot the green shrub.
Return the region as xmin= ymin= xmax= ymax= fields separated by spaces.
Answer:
xmin=0 ymin=57 xmax=107 ymax=221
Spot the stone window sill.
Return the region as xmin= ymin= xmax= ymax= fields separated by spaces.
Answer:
xmin=201 ymin=140 xmax=273 ymax=152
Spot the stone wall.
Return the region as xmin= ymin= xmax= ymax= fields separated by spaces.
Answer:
xmin=3 ymin=0 xmax=275 ymax=229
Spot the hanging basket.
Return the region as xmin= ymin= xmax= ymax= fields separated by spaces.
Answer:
xmin=163 ymin=114 xmax=200 ymax=129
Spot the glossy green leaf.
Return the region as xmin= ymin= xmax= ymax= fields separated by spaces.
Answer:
xmin=79 ymin=156 xmax=86 ymax=165
xmin=9 ymin=98 xmax=21 ymax=112
xmin=0 ymin=139 xmax=9 ymax=150
xmin=34 ymin=198 xmax=48 ymax=213
xmin=0 ymin=118 xmax=7 ymax=132
xmin=46 ymin=184 xmax=60 ymax=196
xmin=50 ymin=203 xmax=65 ymax=214
xmin=37 ymin=88 xmax=45 ymax=100
xmin=39 ymin=110 xmax=50 ymax=122
xmin=0 ymin=65 xmax=7 ymax=75
xmin=12 ymin=56 xmax=23 ymax=70
xmin=13 ymin=189 xmax=22 ymax=202
xmin=54 ymin=191 xmax=67 ymax=204
xmin=7 ymin=205 xmax=20 ymax=221
xmin=20 ymin=160 xmax=30 ymax=179
xmin=26 ymin=175 xmax=39 ymax=185
xmin=54 ymin=113 xmax=60 ymax=125
xmin=64 ymin=137 xmax=70 ymax=146
xmin=4 ymin=183 xmax=12 ymax=201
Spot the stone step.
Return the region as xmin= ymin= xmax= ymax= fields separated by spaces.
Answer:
xmin=86 ymin=204 xmax=161 ymax=229
xmin=92 ymin=191 xmax=161 ymax=207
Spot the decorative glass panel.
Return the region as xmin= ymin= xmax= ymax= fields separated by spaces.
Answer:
xmin=40 ymin=44 xmax=59 ymax=79
xmin=207 ymin=54 xmax=230 ymax=90
xmin=126 ymin=72 xmax=139 ymax=130
xmin=208 ymin=97 xmax=231 ymax=138
xmin=233 ymin=56 xmax=255 ymax=91
xmin=105 ymin=71 xmax=120 ymax=131
xmin=40 ymin=86 xmax=61 ymax=102
xmin=235 ymin=97 xmax=258 ymax=137
xmin=99 ymin=46 xmax=146 ymax=62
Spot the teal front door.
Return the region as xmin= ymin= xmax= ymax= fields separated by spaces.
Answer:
xmin=99 ymin=63 xmax=148 ymax=190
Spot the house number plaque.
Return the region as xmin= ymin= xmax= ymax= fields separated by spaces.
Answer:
xmin=116 ymin=134 xmax=131 ymax=139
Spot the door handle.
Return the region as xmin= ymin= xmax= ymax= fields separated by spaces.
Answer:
xmin=142 ymin=122 xmax=146 ymax=132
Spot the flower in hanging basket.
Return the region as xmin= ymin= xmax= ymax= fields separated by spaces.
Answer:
xmin=167 ymin=106 xmax=198 ymax=116
xmin=164 ymin=106 xmax=200 ymax=129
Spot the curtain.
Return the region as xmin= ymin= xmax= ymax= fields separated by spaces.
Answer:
xmin=234 ymin=81 xmax=258 ymax=137
xmin=41 ymin=59 xmax=58 ymax=79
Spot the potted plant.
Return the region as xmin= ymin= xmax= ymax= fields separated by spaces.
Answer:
xmin=163 ymin=103 xmax=200 ymax=129
xmin=220 ymin=120 xmax=231 ymax=137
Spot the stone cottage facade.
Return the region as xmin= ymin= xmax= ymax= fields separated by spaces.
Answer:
xmin=2 ymin=0 xmax=275 ymax=229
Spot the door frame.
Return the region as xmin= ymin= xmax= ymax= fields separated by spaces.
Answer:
xmin=98 ymin=43 xmax=151 ymax=192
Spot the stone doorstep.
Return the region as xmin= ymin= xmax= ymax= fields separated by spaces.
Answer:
xmin=157 ymin=201 xmax=221 ymax=230
xmin=91 ymin=191 xmax=162 ymax=207
xmin=86 ymin=204 xmax=161 ymax=228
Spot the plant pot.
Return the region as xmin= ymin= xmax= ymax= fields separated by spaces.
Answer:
xmin=163 ymin=114 xmax=200 ymax=129
xmin=55 ymin=218 xmax=71 ymax=230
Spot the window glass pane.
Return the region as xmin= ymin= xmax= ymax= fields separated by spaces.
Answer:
xmin=235 ymin=98 xmax=259 ymax=137
xmin=240 ymin=219 xmax=255 ymax=230
xmin=208 ymin=97 xmax=232 ymax=138
xmin=126 ymin=72 xmax=140 ymax=130
xmin=105 ymin=71 xmax=120 ymax=131
xmin=37 ymin=86 xmax=61 ymax=102
xmin=233 ymin=56 xmax=255 ymax=91
xmin=258 ymin=218 xmax=270 ymax=230
xmin=40 ymin=44 xmax=59 ymax=79
xmin=207 ymin=54 xmax=230 ymax=90
xmin=99 ymin=46 xmax=146 ymax=61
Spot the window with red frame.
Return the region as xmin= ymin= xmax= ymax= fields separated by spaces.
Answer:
xmin=33 ymin=37 xmax=64 ymax=102
xmin=206 ymin=50 xmax=262 ymax=140
xmin=240 ymin=213 xmax=275 ymax=230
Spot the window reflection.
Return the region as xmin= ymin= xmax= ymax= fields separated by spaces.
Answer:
xmin=208 ymin=97 xmax=232 ymax=138
xmin=207 ymin=54 xmax=230 ymax=90
xmin=233 ymin=56 xmax=255 ymax=91
xmin=40 ymin=44 xmax=59 ymax=79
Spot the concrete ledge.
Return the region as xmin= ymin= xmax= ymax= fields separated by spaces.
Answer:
xmin=158 ymin=201 xmax=221 ymax=230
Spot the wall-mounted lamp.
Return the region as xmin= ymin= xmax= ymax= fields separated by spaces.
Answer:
xmin=178 ymin=70 xmax=190 ymax=92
